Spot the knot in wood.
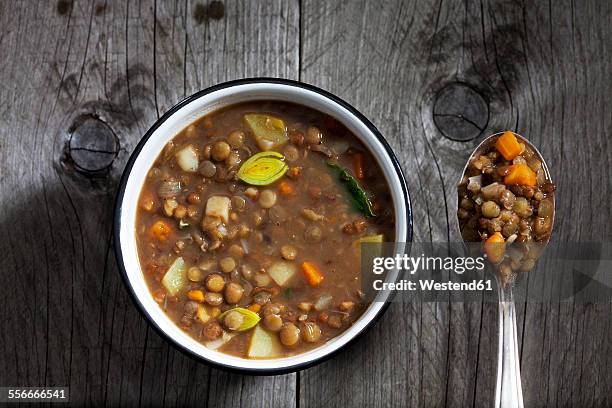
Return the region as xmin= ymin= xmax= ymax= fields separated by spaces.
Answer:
xmin=193 ymin=1 xmax=225 ymax=24
xmin=67 ymin=115 xmax=119 ymax=174
xmin=433 ymin=82 xmax=489 ymax=142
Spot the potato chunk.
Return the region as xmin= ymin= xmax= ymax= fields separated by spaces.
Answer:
xmin=248 ymin=325 xmax=283 ymax=358
xmin=161 ymin=257 xmax=186 ymax=296
xmin=175 ymin=145 xmax=199 ymax=172
xmin=268 ymin=261 xmax=297 ymax=286
xmin=244 ymin=113 xmax=288 ymax=151
xmin=205 ymin=196 xmax=231 ymax=223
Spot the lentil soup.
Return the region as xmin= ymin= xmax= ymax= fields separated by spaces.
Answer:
xmin=136 ymin=101 xmax=395 ymax=359
xmin=458 ymin=131 xmax=555 ymax=284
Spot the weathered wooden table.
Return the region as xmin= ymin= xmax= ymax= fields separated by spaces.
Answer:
xmin=1 ymin=0 xmax=610 ymax=406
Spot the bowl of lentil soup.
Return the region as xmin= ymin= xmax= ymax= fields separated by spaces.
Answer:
xmin=114 ymin=78 xmax=412 ymax=373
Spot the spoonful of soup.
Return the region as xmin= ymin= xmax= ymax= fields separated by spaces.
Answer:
xmin=457 ymin=131 xmax=556 ymax=408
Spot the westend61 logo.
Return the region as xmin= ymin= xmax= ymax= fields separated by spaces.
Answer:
xmin=372 ymin=253 xmax=486 ymax=275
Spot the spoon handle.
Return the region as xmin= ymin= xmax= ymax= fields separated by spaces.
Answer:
xmin=495 ymin=281 xmax=524 ymax=408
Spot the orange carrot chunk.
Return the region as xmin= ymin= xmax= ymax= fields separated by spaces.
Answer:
xmin=248 ymin=304 xmax=261 ymax=313
xmin=484 ymin=232 xmax=505 ymax=264
xmin=278 ymin=180 xmax=295 ymax=195
xmin=150 ymin=220 xmax=173 ymax=241
xmin=187 ymin=290 xmax=205 ymax=303
xmin=495 ymin=131 xmax=523 ymax=160
xmin=301 ymin=261 xmax=324 ymax=287
xmin=504 ymin=164 xmax=537 ymax=187
xmin=353 ymin=153 xmax=365 ymax=179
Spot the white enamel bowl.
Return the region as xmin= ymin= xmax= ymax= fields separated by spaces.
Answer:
xmin=114 ymin=78 xmax=413 ymax=374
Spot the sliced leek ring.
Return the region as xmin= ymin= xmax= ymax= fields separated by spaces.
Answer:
xmin=237 ymin=151 xmax=288 ymax=185
xmin=218 ymin=307 xmax=261 ymax=332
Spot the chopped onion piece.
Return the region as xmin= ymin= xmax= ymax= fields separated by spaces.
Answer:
xmin=157 ymin=180 xmax=182 ymax=198
xmin=205 ymin=331 xmax=236 ymax=350
xmin=467 ymin=175 xmax=482 ymax=193
xmin=240 ymin=239 xmax=250 ymax=254
xmin=314 ymin=294 xmax=333 ymax=311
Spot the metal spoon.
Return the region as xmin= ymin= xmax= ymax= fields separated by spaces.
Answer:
xmin=457 ymin=132 xmax=555 ymax=408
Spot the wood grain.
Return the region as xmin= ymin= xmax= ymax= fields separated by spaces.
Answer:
xmin=0 ymin=0 xmax=610 ymax=407
xmin=299 ymin=0 xmax=611 ymax=407
xmin=0 ymin=0 xmax=298 ymax=406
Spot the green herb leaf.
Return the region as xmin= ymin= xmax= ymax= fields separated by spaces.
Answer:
xmin=327 ymin=162 xmax=376 ymax=218
xmin=217 ymin=307 xmax=261 ymax=331
xmin=283 ymin=287 xmax=293 ymax=299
